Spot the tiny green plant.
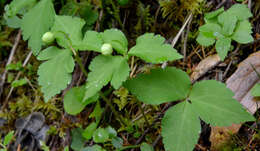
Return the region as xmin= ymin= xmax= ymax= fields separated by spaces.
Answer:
xmin=0 ymin=131 xmax=14 ymax=151
xmin=196 ymin=4 xmax=254 ymax=60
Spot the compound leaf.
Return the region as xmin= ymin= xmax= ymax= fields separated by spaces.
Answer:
xmin=37 ymin=47 xmax=75 ymax=102
xmin=128 ymin=33 xmax=182 ymax=64
xmin=51 ymin=15 xmax=85 ymax=49
xmin=84 ymin=55 xmax=130 ymax=100
xmin=21 ymin=0 xmax=55 ymax=55
xmin=162 ymin=101 xmax=200 ymax=151
xmin=64 ymin=86 xmax=98 ymax=115
xmin=124 ymin=67 xmax=191 ymax=105
xmin=231 ymin=20 xmax=254 ymax=44
xmin=102 ymin=29 xmax=128 ymax=55
xmin=215 ymin=37 xmax=231 ymax=61
xmin=251 ymin=84 xmax=260 ymax=97
xmin=190 ymin=80 xmax=255 ymax=126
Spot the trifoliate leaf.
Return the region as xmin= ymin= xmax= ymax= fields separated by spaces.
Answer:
xmin=124 ymin=67 xmax=191 ymax=105
xmin=77 ymin=30 xmax=103 ymax=52
xmin=140 ymin=143 xmax=154 ymax=151
xmin=84 ymin=55 xmax=130 ymax=100
xmin=251 ymin=84 xmax=260 ymax=97
xmin=227 ymin=4 xmax=252 ymax=20
xmin=21 ymin=0 xmax=55 ymax=55
xmin=162 ymin=101 xmax=200 ymax=151
xmin=218 ymin=11 xmax=237 ymax=36
xmin=102 ymin=29 xmax=128 ymax=55
xmin=216 ymin=37 xmax=231 ymax=61
xmin=64 ymin=86 xmax=98 ymax=115
xmin=37 ymin=47 xmax=75 ymax=102
xmin=231 ymin=20 xmax=254 ymax=44
xmin=199 ymin=23 xmax=222 ymax=39
xmin=190 ymin=80 xmax=255 ymax=126
xmin=51 ymin=15 xmax=85 ymax=49
xmin=93 ymin=128 xmax=109 ymax=143
xmin=196 ymin=33 xmax=215 ymax=47
xmin=128 ymin=33 xmax=182 ymax=63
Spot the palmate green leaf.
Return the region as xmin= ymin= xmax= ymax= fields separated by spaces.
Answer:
xmin=231 ymin=20 xmax=254 ymax=44
xmin=51 ymin=15 xmax=85 ymax=49
xmin=190 ymin=80 xmax=255 ymax=126
xmin=37 ymin=47 xmax=75 ymax=102
xmin=124 ymin=67 xmax=191 ymax=105
xmin=84 ymin=55 xmax=130 ymax=100
xmin=216 ymin=37 xmax=231 ymax=60
xmin=128 ymin=33 xmax=182 ymax=64
xmin=63 ymin=86 xmax=98 ymax=115
xmin=21 ymin=0 xmax=55 ymax=55
xmin=162 ymin=101 xmax=200 ymax=151
xmin=251 ymin=84 xmax=260 ymax=97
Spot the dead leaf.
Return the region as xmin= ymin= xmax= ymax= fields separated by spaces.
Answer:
xmin=226 ymin=51 xmax=260 ymax=114
xmin=191 ymin=54 xmax=221 ymax=82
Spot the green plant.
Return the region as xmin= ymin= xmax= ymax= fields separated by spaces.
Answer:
xmin=3 ymin=0 xmax=256 ymax=151
xmin=0 ymin=131 xmax=14 ymax=151
xmin=197 ymin=4 xmax=254 ymax=60
xmin=124 ymin=68 xmax=255 ymax=151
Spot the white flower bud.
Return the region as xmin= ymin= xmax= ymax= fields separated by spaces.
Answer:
xmin=101 ymin=43 xmax=113 ymax=55
xmin=42 ymin=32 xmax=55 ymax=43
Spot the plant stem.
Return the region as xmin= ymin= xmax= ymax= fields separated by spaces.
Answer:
xmin=100 ymin=92 xmax=128 ymax=126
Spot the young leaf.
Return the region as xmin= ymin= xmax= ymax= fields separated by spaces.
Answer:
xmin=231 ymin=20 xmax=254 ymax=44
xmin=218 ymin=11 xmax=237 ymax=36
xmin=124 ymin=67 xmax=191 ymax=105
xmin=162 ymin=101 xmax=200 ymax=151
xmin=204 ymin=7 xmax=224 ymax=21
xmin=140 ymin=143 xmax=154 ymax=151
xmin=128 ymin=33 xmax=182 ymax=64
xmin=199 ymin=23 xmax=222 ymax=39
xmin=102 ymin=29 xmax=128 ymax=55
xmin=71 ymin=128 xmax=85 ymax=151
xmin=21 ymin=0 xmax=55 ymax=55
xmin=82 ymin=122 xmax=98 ymax=140
xmin=3 ymin=131 xmax=14 ymax=146
xmin=251 ymin=84 xmax=260 ymax=97
xmin=63 ymin=86 xmax=98 ymax=115
xmin=37 ymin=47 xmax=75 ymax=101
xmin=196 ymin=33 xmax=215 ymax=47
xmin=190 ymin=80 xmax=255 ymax=126
xmin=227 ymin=4 xmax=252 ymax=20
xmin=84 ymin=55 xmax=130 ymax=100
xmin=93 ymin=128 xmax=109 ymax=143
xmin=215 ymin=37 xmax=231 ymax=61
xmin=51 ymin=15 xmax=85 ymax=49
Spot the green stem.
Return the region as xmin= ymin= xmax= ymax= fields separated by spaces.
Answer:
xmin=117 ymin=145 xmax=140 ymax=151
xmin=100 ymin=92 xmax=128 ymax=126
